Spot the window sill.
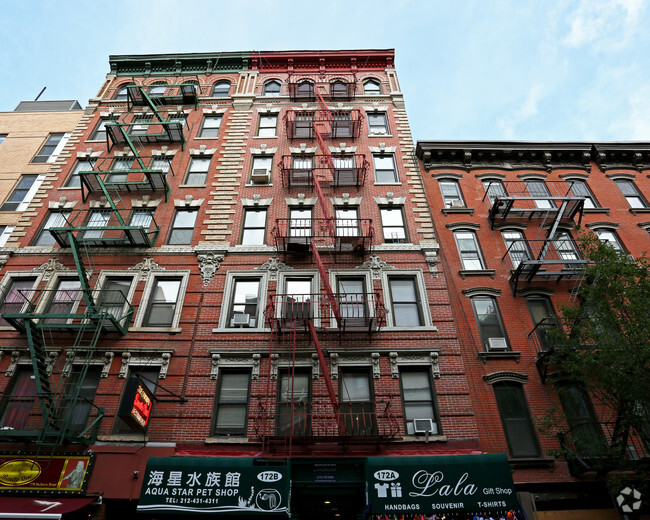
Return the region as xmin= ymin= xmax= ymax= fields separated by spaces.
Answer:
xmin=382 ymin=325 xmax=438 ymax=332
xmin=508 ymin=457 xmax=555 ymax=469
xmin=252 ymin=136 xmax=278 ymax=139
xmin=368 ymin=134 xmax=393 ymax=138
xmin=194 ymin=136 xmax=220 ymax=140
xmin=205 ymin=436 xmax=251 ymax=444
xmin=179 ymin=184 xmax=207 ymax=188
xmin=373 ymin=182 xmax=402 ymax=186
xmin=84 ymin=139 xmax=105 ymax=143
xmin=97 ymin=434 xmax=149 ymax=442
xmin=630 ymin=207 xmax=650 ymax=215
xmin=57 ymin=187 xmax=81 ymax=191
xmin=212 ymin=327 xmax=270 ymax=333
xmin=583 ymin=207 xmax=610 ymax=215
xmin=399 ymin=434 xmax=447 ymax=442
xmin=478 ymin=351 xmax=521 ymax=363
xmin=459 ymin=269 xmax=496 ymax=279
xmin=441 ymin=207 xmax=474 ymax=216
xmin=244 ymin=183 xmax=274 ymax=187
xmin=129 ymin=326 xmax=182 ymax=334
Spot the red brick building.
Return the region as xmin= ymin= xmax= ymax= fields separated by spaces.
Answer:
xmin=0 ymin=52 xmax=523 ymax=520
xmin=416 ymin=141 xmax=650 ymax=519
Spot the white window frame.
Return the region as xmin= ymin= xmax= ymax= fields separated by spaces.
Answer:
xmin=132 ymin=271 xmax=190 ymax=333
xmin=257 ymin=114 xmax=278 ymax=137
xmin=0 ymin=272 xmax=43 ymax=329
xmin=373 ymin=153 xmax=399 ymax=184
xmin=34 ymin=273 xmax=85 ymax=323
xmin=1 ymin=174 xmax=45 ymax=211
xmin=198 ymin=115 xmax=222 ymax=138
xmin=215 ymin=271 xmax=269 ymax=332
xmin=94 ymin=271 xmax=138 ymax=327
xmin=262 ymin=80 xmax=282 ymax=97
xmin=367 ymin=112 xmax=389 ymax=136
xmin=32 ymin=133 xmax=70 ymax=163
xmin=567 ymin=178 xmax=598 ymax=209
xmin=380 ymin=270 xmax=434 ymax=330
xmin=183 ymin=157 xmax=211 ymax=186
xmin=32 ymin=210 xmax=71 ymax=247
xmin=0 ymin=226 xmax=14 ymax=247
xmin=593 ymin=228 xmax=625 ymax=252
xmin=329 ymin=269 xmax=374 ymax=325
xmin=439 ymin=179 xmax=465 ymax=208
xmin=277 ymin=270 xmax=321 ymax=325
xmin=454 ymin=230 xmax=486 ymax=270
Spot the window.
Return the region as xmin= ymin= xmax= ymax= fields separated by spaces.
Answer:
xmin=568 ymin=179 xmax=597 ymax=209
xmin=198 ymin=115 xmax=222 ymax=138
xmin=493 ymin=382 xmax=541 ymax=458
xmin=482 ymin=179 xmax=507 ymax=203
xmin=257 ymin=114 xmax=277 ymax=137
xmin=82 ymin=210 xmax=110 ymax=240
xmin=113 ymin=366 xmax=159 ymax=434
xmin=97 ymin=277 xmax=132 ymax=321
xmin=340 ymin=369 xmax=376 ymax=435
xmin=142 ymin=277 xmax=182 ymax=327
xmin=212 ymin=81 xmax=231 ymax=97
xmin=291 ymin=155 xmax=313 ymax=185
xmin=0 ymin=135 xmax=6 ymax=146
xmin=130 ymin=209 xmax=153 ymax=230
xmin=553 ymin=231 xmax=580 ymax=264
xmin=45 ymin=279 xmax=82 ymax=323
xmin=337 ymin=277 xmax=367 ymax=319
xmin=526 ymin=296 xmax=557 ymax=352
xmin=614 ymin=179 xmax=648 ymax=208
xmin=471 ymin=296 xmax=508 ymax=351
xmin=501 ymin=230 xmax=531 ymax=269
xmin=331 ymin=81 xmax=349 ymax=98
xmin=373 ymin=154 xmax=398 ymax=183
xmin=296 ymin=80 xmax=314 ymax=98
xmin=293 ymin=112 xmax=314 ymax=138
xmin=63 ymin=367 xmax=101 ymax=432
xmin=168 ymin=209 xmax=198 ymax=245
xmin=526 ymin=180 xmax=553 ymax=209
xmin=594 ymin=229 xmax=625 ymax=252
xmin=557 ymin=383 xmax=603 ymax=446
xmin=439 ymin=180 xmax=464 ymax=208
xmin=1 ymin=175 xmax=39 ymax=211
xmin=399 ymin=368 xmax=439 ymax=435
xmin=367 ymin=112 xmax=389 ymax=136
xmin=335 ymin=207 xmax=359 ymax=237
xmin=150 ymin=157 xmax=172 ymax=175
xmin=184 ymin=157 xmax=211 ymax=185
xmin=331 ymin=111 xmax=353 ymax=138
xmin=250 ymin=156 xmax=272 ymax=184
xmin=241 ymin=208 xmax=267 ymax=245
xmin=0 ymin=277 xmax=36 ymax=327
xmin=32 ymin=211 xmax=70 ymax=247
xmin=114 ymin=84 xmax=132 ymax=101
xmin=276 ymin=370 xmax=311 ymax=436
xmin=106 ymin=157 xmax=132 ymax=183
xmin=32 ymin=133 xmax=66 ymax=163
xmin=289 ymin=208 xmax=312 ymax=237
xmin=364 ymin=80 xmax=381 ymax=95
xmin=213 ymin=370 xmax=251 ymax=435
xmin=168 ymin=112 xmax=187 ymax=127
xmin=89 ymin=119 xmax=113 ymax=141
xmin=65 ymin=159 xmax=96 ymax=188
xmin=263 ymin=80 xmax=281 ymax=97
xmin=130 ymin=114 xmax=152 ymax=136
xmin=148 ymin=83 xmax=167 ymax=97
xmin=380 ymin=207 xmax=407 ymax=243
xmin=388 ymin=277 xmax=422 ymax=327
xmin=454 ymin=231 xmax=485 ymax=270
xmin=0 ymin=367 xmax=37 ymax=430
xmin=229 ymin=278 xmax=261 ymax=328
xmin=333 ymin=154 xmax=356 ymax=185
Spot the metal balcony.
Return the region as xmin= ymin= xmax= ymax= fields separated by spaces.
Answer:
xmin=127 ymin=84 xmax=198 ymax=110
xmin=284 ymin=109 xmax=363 ymax=140
xmin=78 ymin=156 xmax=173 ymax=202
xmin=288 ymin=79 xmax=356 ymax=101
xmin=503 ymin=238 xmax=591 ymax=294
xmin=49 ymin=209 xmax=160 ymax=248
xmin=484 ymin=180 xmax=585 ymax=229
xmin=106 ymin=119 xmax=188 ymax=150
xmin=272 ymin=218 xmax=373 ymax=254
xmin=279 ymin=154 xmax=369 ymax=188
xmin=265 ymin=292 xmax=386 ymax=334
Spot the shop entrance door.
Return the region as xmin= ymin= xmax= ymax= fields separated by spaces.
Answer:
xmin=291 ymin=483 xmax=366 ymax=520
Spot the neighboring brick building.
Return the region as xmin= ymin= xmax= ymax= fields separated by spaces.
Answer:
xmin=0 ymin=52 xmax=524 ymax=520
xmin=415 ymin=141 xmax=650 ymax=520
xmin=0 ymin=100 xmax=83 ymax=248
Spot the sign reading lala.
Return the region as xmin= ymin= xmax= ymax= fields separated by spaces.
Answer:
xmin=366 ymin=454 xmax=519 ymax=514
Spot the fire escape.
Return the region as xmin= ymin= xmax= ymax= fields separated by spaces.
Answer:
xmin=0 ymin=84 xmax=192 ymax=446
xmin=255 ymin=76 xmax=395 ymax=453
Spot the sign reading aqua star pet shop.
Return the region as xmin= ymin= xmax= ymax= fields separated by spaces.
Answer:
xmin=137 ymin=457 xmax=290 ymax=515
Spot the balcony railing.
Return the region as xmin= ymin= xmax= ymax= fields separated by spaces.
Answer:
xmin=1 ymin=288 xmax=134 ymax=335
xmin=106 ymin=119 xmax=189 ymax=149
xmin=288 ymin=80 xmax=356 ymax=101
xmin=127 ymin=84 xmax=198 ymax=110
xmin=49 ymin=209 xmax=160 ymax=248
xmin=279 ymin=154 xmax=369 ymax=188
xmin=284 ymin=109 xmax=363 ymax=140
xmin=79 ymin=156 xmax=173 ymax=202
xmin=272 ymin=218 xmax=373 ymax=254
xmin=265 ymin=292 xmax=386 ymax=333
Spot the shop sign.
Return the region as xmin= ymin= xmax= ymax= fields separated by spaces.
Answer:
xmin=0 ymin=454 xmax=92 ymax=493
xmin=366 ymin=454 xmax=518 ymax=514
xmin=313 ymin=463 xmax=337 ymax=484
xmin=138 ymin=457 xmax=290 ymax=515
xmin=117 ymin=377 xmax=154 ymax=432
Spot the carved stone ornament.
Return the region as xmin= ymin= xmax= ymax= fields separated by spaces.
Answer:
xmin=210 ymin=354 xmax=221 ymax=380
xmin=119 ymin=352 xmax=131 ymax=378
xmin=33 ymin=258 xmax=69 ymax=281
xmin=330 ymin=353 xmax=339 ymax=380
xmin=0 ymin=255 xmax=10 ymax=270
xmin=371 ymin=353 xmax=381 ymax=379
xmin=255 ymin=257 xmax=294 ymax=281
xmin=389 ymin=352 xmax=399 ymax=379
xmin=46 ymin=352 xmax=58 ymax=376
xmin=62 ymin=351 xmax=75 ymax=377
xmin=311 ymin=353 xmax=320 ymax=380
xmin=160 ymin=353 xmax=171 ymax=379
xmin=270 ymin=354 xmax=279 ymax=380
xmin=356 ymin=255 xmax=396 ymax=279
xmin=102 ymin=352 xmax=114 ymax=378
xmin=5 ymin=351 xmax=20 ymax=377
xmin=430 ymin=351 xmax=440 ymax=379
xmin=197 ymin=252 xmax=224 ymax=286
xmin=252 ymin=354 xmax=261 ymax=380
xmin=128 ymin=258 xmax=165 ymax=282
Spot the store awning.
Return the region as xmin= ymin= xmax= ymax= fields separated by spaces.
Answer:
xmin=0 ymin=496 xmax=95 ymax=519
xmin=137 ymin=457 xmax=290 ymax=515
xmin=366 ymin=454 xmax=519 ymax=515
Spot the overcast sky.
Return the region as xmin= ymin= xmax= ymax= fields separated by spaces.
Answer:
xmin=1 ymin=0 xmax=648 ymax=142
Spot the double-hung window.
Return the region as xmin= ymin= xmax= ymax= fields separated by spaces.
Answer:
xmin=241 ymin=208 xmax=267 ymax=245
xmin=45 ymin=279 xmax=82 ymax=323
xmin=251 ymin=156 xmax=273 ymax=184
xmin=340 ymin=369 xmax=376 ymax=435
xmin=263 ymin=80 xmax=281 ymax=97
xmin=289 ymin=208 xmax=312 ymax=237
xmin=107 ymin=157 xmax=132 ymax=184
xmin=213 ymin=370 xmax=251 ymax=435
xmin=198 ymin=115 xmax=222 ymax=138
xmin=380 ymin=207 xmax=407 ymax=243
xmin=568 ymin=179 xmax=597 ymax=208
xmin=614 ymin=179 xmax=648 ymax=208
xmin=150 ymin=157 xmax=172 ymax=174
xmin=335 ymin=207 xmax=359 ymax=237
xmin=333 ymin=154 xmax=355 ymax=185
xmin=553 ymin=231 xmax=580 ymax=265
xmin=471 ymin=296 xmax=508 ymax=351
xmin=97 ymin=277 xmax=132 ymax=321
xmin=501 ymin=230 xmax=531 ymax=269
xmin=526 ymin=296 xmax=557 ymax=352
xmin=364 ymin=80 xmax=381 ymax=95
xmin=0 ymin=277 xmax=37 ymax=327
xmin=32 ymin=133 xmax=66 ymax=163
xmin=0 ymin=175 xmax=39 ymax=211
xmin=400 ymin=368 xmax=439 ymax=435
xmin=212 ymin=81 xmax=231 ymax=97
xmin=184 ymin=157 xmax=211 ymax=185
xmin=276 ymin=370 xmax=311 ymax=436
xmin=482 ymin=179 xmax=507 ymax=204
xmin=454 ymin=231 xmax=485 ymax=270
xmin=526 ymin=180 xmax=553 ymax=208
xmin=63 ymin=367 xmax=101 ymax=432
xmin=373 ymin=154 xmax=398 ymax=183
xmin=493 ymin=382 xmax=541 ymax=458
xmin=65 ymin=159 xmax=96 ymax=188
xmin=257 ymin=114 xmax=277 ymax=137
xmin=0 ymin=367 xmax=37 ymax=430
xmin=130 ymin=114 xmax=152 ymax=136
xmin=387 ymin=276 xmax=422 ymax=327
xmin=331 ymin=111 xmax=353 ymax=138
xmin=168 ymin=209 xmax=198 ymax=245
xmin=142 ymin=277 xmax=182 ymax=327
xmin=594 ymin=229 xmax=625 ymax=252
xmin=367 ymin=112 xmax=388 ymax=135
xmin=337 ymin=277 xmax=367 ymax=320
xmin=439 ymin=180 xmax=464 ymax=208
xmin=33 ymin=211 xmax=70 ymax=247
xmin=229 ymin=278 xmax=261 ymax=328
xmin=90 ymin=119 xmax=113 ymax=141
xmin=82 ymin=210 xmax=110 ymax=240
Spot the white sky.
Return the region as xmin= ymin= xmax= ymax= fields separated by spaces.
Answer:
xmin=1 ymin=0 xmax=649 ymax=141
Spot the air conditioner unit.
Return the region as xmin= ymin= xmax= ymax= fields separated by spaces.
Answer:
xmin=487 ymin=337 xmax=508 ymax=351
xmin=251 ymin=169 xmax=270 ymax=184
xmin=413 ymin=418 xmax=438 ymax=434
xmin=232 ymin=314 xmax=251 ymax=327
xmin=450 ymin=199 xmax=465 ymax=208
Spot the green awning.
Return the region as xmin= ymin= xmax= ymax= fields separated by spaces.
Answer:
xmin=366 ymin=454 xmax=518 ymax=514
xmin=137 ymin=457 xmax=289 ymax=515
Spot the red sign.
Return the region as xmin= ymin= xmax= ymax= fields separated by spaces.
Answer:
xmin=132 ymin=382 xmax=153 ymax=428
xmin=0 ymin=454 xmax=92 ymax=493
xmin=118 ymin=377 xmax=155 ymax=432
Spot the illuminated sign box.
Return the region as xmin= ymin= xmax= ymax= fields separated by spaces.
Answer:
xmin=117 ymin=377 xmax=154 ymax=432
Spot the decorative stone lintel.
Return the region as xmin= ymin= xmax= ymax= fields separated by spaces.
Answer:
xmin=371 ymin=353 xmax=381 ymax=379
xmin=421 ymin=241 xmax=439 ymax=277
xmin=128 ymin=258 xmax=165 ymax=282
xmin=241 ymin=197 xmax=273 ymax=207
xmin=285 ymin=195 xmax=317 ymax=206
xmin=270 ymin=354 xmax=279 ymax=380
xmin=252 ymin=354 xmax=261 ymax=380
xmin=160 ymin=353 xmax=171 ymax=379
xmin=250 ymin=146 xmax=278 ymax=155
xmin=311 ymin=353 xmax=320 ymax=380
xmin=33 ymin=258 xmax=70 ymax=281
xmin=196 ymin=249 xmax=226 ymax=286
xmin=356 ymin=255 xmax=396 ymax=279
xmin=389 ymin=352 xmax=399 ymax=379
xmin=374 ymin=194 xmax=406 ymax=206
xmin=6 ymin=351 xmax=21 ymax=377
xmin=331 ymin=194 xmax=362 ymax=206
xmin=210 ymin=354 xmax=221 ymax=380
xmin=483 ymin=371 xmax=529 ymax=385
xmin=461 ymin=287 xmax=502 ymax=297
xmin=119 ymin=352 xmax=132 ymax=378
xmin=102 ymin=352 xmax=114 ymax=378
xmin=330 ymin=353 xmax=339 ymax=380
xmin=445 ymin=222 xmax=480 ymax=231
xmin=255 ymin=257 xmax=294 ymax=281
xmin=49 ymin=198 xmax=79 ymax=210
xmin=289 ymin=145 xmax=318 ymax=155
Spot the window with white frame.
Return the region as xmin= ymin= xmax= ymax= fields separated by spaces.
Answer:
xmin=198 ymin=115 xmax=222 ymax=138
xmin=228 ymin=278 xmax=262 ymax=328
xmin=89 ymin=118 xmax=114 ymax=141
xmin=399 ymin=367 xmax=440 ymax=435
xmin=250 ymin=156 xmax=273 ymax=184
xmin=439 ymin=180 xmax=464 ymax=208
xmin=150 ymin=156 xmax=172 ymax=174
xmin=289 ymin=208 xmax=313 ymax=237
xmin=553 ymin=231 xmax=581 ymax=264
xmin=32 ymin=133 xmax=68 ymax=163
xmin=263 ymin=80 xmax=282 ymax=97
xmin=129 ymin=114 xmax=153 ymax=136
xmin=1 ymin=175 xmax=41 ymax=211
xmin=335 ymin=207 xmax=359 ymax=237
xmin=141 ymin=276 xmax=183 ymax=328
xmin=471 ymin=296 xmax=508 ymax=351
xmin=65 ymin=159 xmax=96 ymax=188
xmin=113 ymin=84 xmax=132 ymax=101
xmin=0 ymin=226 xmax=13 ymax=247
xmin=257 ymin=114 xmax=278 ymax=137
xmin=212 ymin=369 xmax=251 ymax=435
xmin=482 ymin=179 xmax=507 ymax=203
xmin=106 ymin=157 xmax=132 ymax=183
xmin=363 ymin=80 xmax=381 ymax=95
xmin=212 ymin=81 xmax=231 ymax=97
xmin=281 ymin=276 xmax=316 ymax=321
xmin=380 ymin=207 xmax=407 ymax=243
xmin=43 ymin=278 xmax=82 ymax=324
xmin=240 ymin=208 xmax=267 ymax=245
xmin=167 ymin=209 xmax=198 ymax=245
xmin=184 ymin=157 xmax=211 ymax=185
xmin=373 ymin=154 xmax=398 ymax=183
xmin=82 ymin=210 xmax=110 ymax=240
xmin=594 ymin=228 xmax=625 ymax=252
xmin=32 ymin=211 xmax=70 ymax=247
xmin=614 ymin=179 xmax=648 ymax=208
xmin=501 ymin=230 xmax=531 ymax=269
xmin=568 ymin=179 xmax=598 ymax=209
xmin=367 ymin=112 xmax=389 ymax=135
xmin=454 ymin=231 xmax=485 ymax=270
xmin=387 ymin=276 xmax=423 ymax=327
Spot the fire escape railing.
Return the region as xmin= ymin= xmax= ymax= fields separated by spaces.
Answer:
xmin=272 ymin=218 xmax=373 ymax=254
xmin=279 ymin=154 xmax=369 ymax=188
xmin=284 ymin=109 xmax=363 ymax=140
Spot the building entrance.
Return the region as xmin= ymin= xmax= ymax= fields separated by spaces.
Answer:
xmin=291 ymin=483 xmax=366 ymax=520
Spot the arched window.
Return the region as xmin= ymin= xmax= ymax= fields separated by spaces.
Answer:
xmin=114 ymin=84 xmax=133 ymax=101
xmin=212 ymin=81 xmax=231 ymax=97
xmin=331 ymin=81 xmax=348 ymax=98
xmin=149 ymin=82 xmax=167 ymax=97
xmin=593 ymin=228 xmax=625 ymax=252
xmin=363 ymin=80 xmax=381 ymax=95
xmin=263 ymin=80 xmax=281 ymax=97
xmin=296 ymin=80 xmax=314 ymax=98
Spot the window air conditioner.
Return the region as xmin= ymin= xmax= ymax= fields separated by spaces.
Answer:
xmin=232 ymin=314 xmax=251 ymax=327
xmin=413 ymin=418 xmax=438 ymax=434
xmin=487 ymin=337 xmax=508 ymax=351
xmin=251 ymin=169 xmax=270 ymax=184
xmin=450 ymin=199 xmax=465 ymax=208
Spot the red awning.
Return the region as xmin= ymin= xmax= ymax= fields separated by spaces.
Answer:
xmin=0 ymin=496 xmax=95 ymax=519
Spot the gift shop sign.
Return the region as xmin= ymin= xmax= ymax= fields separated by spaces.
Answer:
xmin=137 ymin=457 xmax=289 ymax=515
xmin=0 ymin=454 xmax=92 ymax=493
xmin=366 ymin=454 xmax=518 ymax=514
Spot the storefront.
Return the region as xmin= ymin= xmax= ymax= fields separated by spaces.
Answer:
xmin=137 ymin=454 xmax=521 ymax=519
